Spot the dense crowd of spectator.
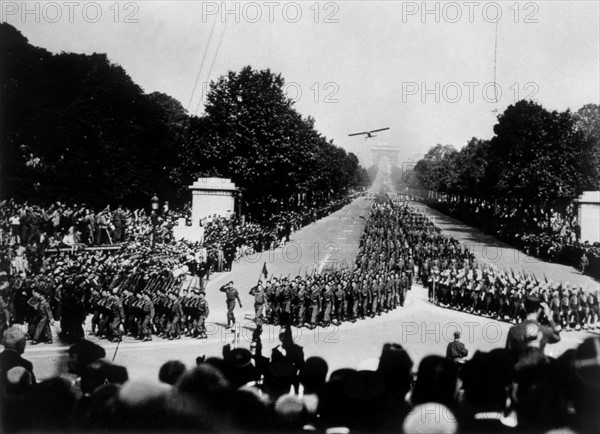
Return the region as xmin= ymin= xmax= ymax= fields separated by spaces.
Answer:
xmin=0 ymin=195 xmax=356 ymax=274
xmin=1 ymin=323 xmax=599 ymax=433
xmin=423 ymin=194 xmax=600 ymax=279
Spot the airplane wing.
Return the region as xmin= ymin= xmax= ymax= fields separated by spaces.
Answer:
xmin=348 ymin=131 xmax=369 ymax=137
xmin=368 ymin=127 xmax=390 ymax=134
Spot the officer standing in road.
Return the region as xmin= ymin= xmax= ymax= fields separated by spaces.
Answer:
xmin=220 ymin=281 xmax=242 ymax=328
xmin=446 ymin=331 xmax=468 ymax=365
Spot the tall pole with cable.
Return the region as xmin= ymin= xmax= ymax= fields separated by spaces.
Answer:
xmin=195 ymin=20 xmax=228 ymax=116
xmin=187 ymin=15 xmax=218 ymax=112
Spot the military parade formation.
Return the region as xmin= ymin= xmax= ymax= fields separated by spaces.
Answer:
xmin=1 ymin=193 xmax=598 ymax=347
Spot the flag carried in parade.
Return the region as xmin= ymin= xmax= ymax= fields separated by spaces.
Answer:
xmin=257 ymin=262 xmax=269 ymax=284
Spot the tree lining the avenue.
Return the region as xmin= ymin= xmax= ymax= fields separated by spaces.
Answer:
xmin=0 ymin=24 xmax=369 ymax=219
xmin=408 ymin=101 xmax=600 ymax=211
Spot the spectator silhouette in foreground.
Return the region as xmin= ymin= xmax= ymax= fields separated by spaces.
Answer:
xmin=411 ymin=355 xmax=459 ymax=412
xmin=460 ymin=349 xmax=515 ymax=432
xmin=159 ymin=360 xmax=187 ymax=385
xmin=0 ymin=326 xmax=35 ymax=385
xmin=571 ymin=337 xmax=600 ymax=434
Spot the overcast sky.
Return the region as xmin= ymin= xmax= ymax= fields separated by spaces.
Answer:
xmin=3 ymin=1 xmax=599 ymax=166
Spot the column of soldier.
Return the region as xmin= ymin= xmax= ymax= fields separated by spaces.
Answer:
xmin=428 ymin=260 xmax=600 ymax=332
xmin=2 ymin=243 xmax=209 ymax=344
xmin=246 ymin=196 xmax=445 ymax=329
xmin=413 ymin=203 xmax=600 ymax=332
xmin=388 ymin=195 xmax=599 ymax=332
xmin=247 ymin=194 xmax=599 ymax=333
xmin=84 ymin=265 xmax=214 ymax=343
xmin=71 ymin=194 xmax=422 ymax=342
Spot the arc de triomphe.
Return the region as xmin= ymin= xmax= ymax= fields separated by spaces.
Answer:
xmin=371 ymin=145 xmax=401 ymax=169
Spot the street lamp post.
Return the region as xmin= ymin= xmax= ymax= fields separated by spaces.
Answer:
xmin=151 ymin=194 xmax=159 ymax=250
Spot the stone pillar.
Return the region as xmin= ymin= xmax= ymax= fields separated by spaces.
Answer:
xmin=172 ymin=177 xmax=238 ymax=243
xmin=574 ymin=191 xmax=600 ymax=244
xmin=189 ymin=177 xmax=238 ymax=226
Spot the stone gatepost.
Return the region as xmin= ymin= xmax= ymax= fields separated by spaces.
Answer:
xmin=574 ymin=191 xmax=600 ymax=244
xmin=172 ymin=177 xmax=238 ymax=242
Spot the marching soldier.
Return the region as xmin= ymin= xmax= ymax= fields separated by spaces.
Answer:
xmin=121 ymin=288 xmax=137 ymax=337
xmin=308 ymin=284 xmax=321 ymax=329
xmin=30 ymin=289 xmax=55 ymax=345
xmin=153 ymin=289 xmax=169 ymax=337
xmin=334 ymin=283 xmax=345 ymax=325
xmin=107 ymin=289 xmax=125 ymax=342
xmin=181 ymin=289 xmax=194 ymax=336
xmin=88 ymin=287 xmax=102 ymax=336
xmin=167 ymin=291 xmax=184 ymax=340
xmin=195 ymin=291 xmax=209 ymax=338
xmin=322 ymin=283 xmax=334 ymax=326
xmin=278 ymin=281 xmax=292 ymax=326
xmin=550 ymin=290 xmax=561 ymax=327
xmin=359 ymin=277 xmax=370 ymax=319
xmin=96 ymin=289 xmax=112 ymax=338
xmin=295 ymin=282 xmax=307 ymax=327
xmin=264 ymin=280 xmax=276 ymax=324
xmin=578 ymin=288 xmax=588 ymax=331
xmin=349 ymin=279 xmax=359 ymax=322
xmin=136 ymin=291 xmax=155 ymax=342
xmin=370 ymin=277 xmax=380 ymax=317
xmin=569 ymin=288 xmax=580 ymax=330
xmin=560 ymin=289 xmax=571 ymax=330
xmin=249 ymin=281 xmax=266 ymax=326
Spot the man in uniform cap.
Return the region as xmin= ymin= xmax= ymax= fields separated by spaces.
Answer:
xmin=505 ymin=294 xmax=560 ymax=361
xmin=167 ymin=291 xmax=184 ymax=340
xmin=135 ymin=291 xmax=155 ymax=342
xmin=446 ymin=331 xmax=469 ymax=365
xmin=220 ymin=281 xmax=242 ymax=328
xmin=193 ymin=291 xmax=209 ymax=339
xmin=249 ymin=281 xmax=266 ymax=326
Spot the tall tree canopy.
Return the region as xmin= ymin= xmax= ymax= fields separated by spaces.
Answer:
xmin=410 ymin=100 xmax=599 ymax=209
xmin=0 ymin=24 xmax=369 ymax=216
xmin=183 ymin=66 xmax=368 ymax=217
xmin=0 ymin=23 xmax=181 ymax=207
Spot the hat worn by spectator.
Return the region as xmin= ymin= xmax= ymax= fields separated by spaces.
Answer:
xmin=300 ymin=356 xmax=328 ymax=392
xmin=81 ymin=359 xmax=129 ymax=395
xmin=159 ymin=360 xmax=186 ymax=386
xmin=68 ymin=339 xmax=106 ymax=376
